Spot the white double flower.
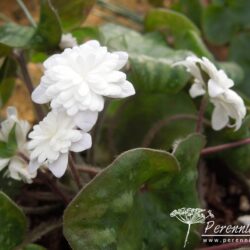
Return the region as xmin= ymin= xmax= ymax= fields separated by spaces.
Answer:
xmin=0 ymin=107 xmax=36 ymax=183
xmin=174 ymin=56 xmax=246 ymax=131
xmin=28 ymin=40 xmax=135 ymax=177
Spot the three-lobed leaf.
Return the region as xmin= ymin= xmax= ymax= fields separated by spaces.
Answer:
xmin=64 ymin=134 xmax=205 ymax=249
xmin=64 ymin=148 xmax=180 ymax=250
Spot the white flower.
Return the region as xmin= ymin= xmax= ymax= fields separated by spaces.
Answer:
xmin=59 ymin=33 xmax=78 ymax=49
xmin=211 ymin=89 xmax=246 ymax=131
xmin=199 ymin=57 xmax=234 ymax=98
xmin=28 ymin=110 xmax=92 ymax=178
xmin=31 ymin=40 xmax=135 ymax=117
xmin=174 ymin=56 xmax=205 ymax=98
xmin=0 ymin=107 xmax=36 ymax=183
xmin=174 ymin=56 xmax=246 ymax=131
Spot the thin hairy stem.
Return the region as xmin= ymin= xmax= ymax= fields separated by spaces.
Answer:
xmin=16 ymin=219 xmax=62 ymax=248
xmin=201 ymin=137 xmax=250 ymax=156
xmin=77 ymin=165 xmax=101 ymax=176
xmin=142 ymin=114 xmax=210 ymax=147
xmin=196 ymin=96 xmax=208 ymax=133
xmin=13 ymin=51 xmax=44 ymax=120
xmin=69 ymin=154 xmax=82 ymax=189
xmin=38 ymin=171 xmax=70 ymax=204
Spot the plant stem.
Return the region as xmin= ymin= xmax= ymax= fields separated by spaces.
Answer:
xmin=201 ymin=137 xmax=250 ymax=156
xmin=199 ymin=241 xmax=250 ymax=250
xmin=77 ymin=165 xmax=101 ymax=176
xmin=14 ymin=51 xmax=44 ymax=121
xmin=69 ymin=154 xmax=82 ymax=189
xmin=184 ymin=223 xmax=191 ymax=248
xmin=142 ymin=114 xmax=210 ymax=147
xmin=38 ymin=171 xmax=70 ymax=205
xmin=196 ymin=96 xmax=208 ymax=133
xmin=17 ymin=219 xmax=62 ymax=248
xmin=16 ymin=0 xmax=37 ymax=28
xmin=88 ymin=102 xmax=109 ymax=164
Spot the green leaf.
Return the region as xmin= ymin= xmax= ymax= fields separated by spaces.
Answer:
xmin=229 ymin=32 xmax=250 ymax=96
xmin=144 ymin=9 xmax=212 ymax=59
xmin=176 ymin=30 xmax=213 ymax=59
xmin=30 ymin=0 xmax=62 ymax=51
xmin=100 ymin=23 xmax=192 ymax=94
xmin=0 ymin=23 xmax=34 ymax=56
xmin=207 ymin=116 xmax=250 ymax=173
xmin=64 ymin=148 xmax=180 ymax=250
xmin=0 ymin=124 xmax=18 ymax=158
xmin=170 ymin=133 xmax=205 ymax=207
xmin=171 ymin=0 xmax=202 ymax=27
xmin=64 ymin=135 xmax=205 ymax=250
xmin=202 ymin=1 xmax=250 ymax=45
xmin=0 ymin=171 xmax=22 ymax=199
xmin=145 ymin=9 xmax=199 ymax=36
xmin=102 ymin=92 xmax=197 ymax=159
xmin=0 ymin=57 xmax=17 ymax=106
xmin=0 ymin=191 xmax=27 ymax=250
xmin=51 ymin=0 xmax=96 ymax=30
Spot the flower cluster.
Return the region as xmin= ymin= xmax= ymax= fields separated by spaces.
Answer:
xmin=174 ymin=56 xmax=246 ymax=131
xmin=28 ymin=40 xmax=135 ymax=177
xmin=0 ymin=107 xmax=36 ymax=183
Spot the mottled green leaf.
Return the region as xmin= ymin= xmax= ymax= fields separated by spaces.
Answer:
xmin=64 ymin=135 xmax=205 ymax=250
xmin=51 ymin=0 xmax=95 ymax=30
xmin=0 ymin=192 xmax=27 ymax=250
xmin=170 ymin=133 xmax=205 ymax=207
xmin=64 ymin=148 xmax=180 ymax=250
xmin=0 ymin=23 xmax=34 ymax=56
xmin=30 ymin=0 xmax=62 ymax=51
xmin=100 ymin=23 xmax=191 ymax=94
xmin=104 ymin=92 xmax=197 ymax=157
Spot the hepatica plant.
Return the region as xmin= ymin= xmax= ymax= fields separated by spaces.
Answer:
xmin=1 ymin=1 xmax=250 ymax=249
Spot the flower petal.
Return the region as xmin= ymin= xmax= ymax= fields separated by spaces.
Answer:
xmin=0 ymin=158 xmax=9 ymax=171
xmin=211 ymin=104 xmax=229 ymax=130
xmin=208 ymin=79 xmax=225 ymax=98
xmin=74 ymin=111 xmax=98 ymax=132
xmin=189 ymin=83 xmax=206 ymax=98
xmin=28 ymin=160 xmax=40 ymax=173
xmin=32 ymin=85 xmax=50 ymax=104
xmin=70 ymin=133 xmax=92 ymax=152
xmin=48 ymin=153 xmax=68 ymax=178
